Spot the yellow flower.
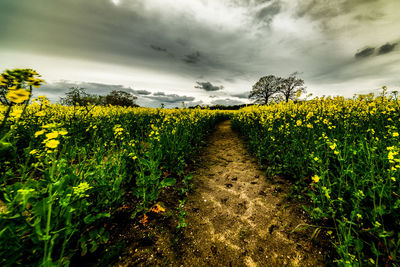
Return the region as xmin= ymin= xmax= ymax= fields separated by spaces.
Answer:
xmin=334 ymin=150 xmax=339 ymax=155
xmin=34 ymin=129 xmax=46 ymax=137
xmin=42 ymin=123 xmax=57 ymax=129
xmin=6 ymin=89 xmax=30 ymax=104
xmin=10 ymin=109 xmax=23 ymax=118
xmin=329 ymin=143 xmax=337 ymax=150
xmin=393 ymin=132 xmax=399 ymax=137
xmin=27 ymin=77 xmax=44 ymax=88
xmin=58 ymin=130 xmax=68 ymax=136
xmin=35 ymin=111 xmax=46 ymax=116
xmin=313 ymin=157 xmax=319 ymax=161
xmin=45 ymin=131 xmax=59 ymax=139
xmin=0 ymin=75 xmax=7 ymax=85
xmin=391 ymin=177 xmax=396 ymax=182
xmin=45 ymin=139 xmax=59 ymax=149
xmin=312 ymin=175 xmax=320 ymax=183
xmin=296 ymin=120 xmax=302 ymax=126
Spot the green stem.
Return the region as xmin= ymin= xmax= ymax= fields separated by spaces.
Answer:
xmin=43 ymin=158 xmax=57 ymax=265
xmin=17 ymin=85 xmax=32 ymax=123
xmin=43 ymin=183 xmax=53 ymax=266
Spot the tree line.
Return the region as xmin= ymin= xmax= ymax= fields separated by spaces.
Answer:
xmin=249 ymin=72 xmax=305 ymax=104
xmin=59 ymin=87 xmax=138 ymax=107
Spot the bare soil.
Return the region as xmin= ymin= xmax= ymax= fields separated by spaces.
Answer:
xmin=116 ymin=120 xmax=326 ymax=266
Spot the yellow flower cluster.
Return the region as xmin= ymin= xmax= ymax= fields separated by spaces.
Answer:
xmin=387 ymin=146 xmax=400 ymax=171
xmin=35 ymin=125 xmax=68 ymax=150
xmin=72 ymin=182 xmax=93 ymax=198
xmin=1 ymin=68 xmax=44 ymax=104
xmin=6 ymin=89 xmax=30 ymax=104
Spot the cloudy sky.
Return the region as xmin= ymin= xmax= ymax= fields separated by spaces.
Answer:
xmin=1 ymin=0 xmax=399 ymax=107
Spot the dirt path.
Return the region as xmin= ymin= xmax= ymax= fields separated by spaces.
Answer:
xmin=177 ymin=120 xmax=325 ymax=266
xmin=116 ymin=120 xmax=326 ymax=266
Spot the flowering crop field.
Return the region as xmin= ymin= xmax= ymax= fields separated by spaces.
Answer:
xmin=2 ymin=68 xmax=400 ymax=266
xmin=232 ymin=93 xmax=400 ymax=265
xmin=0 ymin=70 xmax=227 ymax=266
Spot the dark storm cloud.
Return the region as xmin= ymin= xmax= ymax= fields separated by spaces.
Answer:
xmin=355 ymin=47 xmax=375 ymax=58
xmin=255 ymin=0 xmax=282 ymax=24
xmin=153 ymin=92 xmax=166 ymax=96
xmin=353 ymin=13 xmax=384 ymax=22
xmin=296 ymin=0 xmax=381 ymax=20
xmin=211 ymin=98 xmax=244 ymax=106
xmin=295 ymin=0 xmax=385 ymax=32
xmin=227 ymin=0 xmax=283 ymax=27
xmin=183 ymin=51 xmax=202 ymax=64
xmin=378 ymin=43 xmax=398 ymax=55
xmin=195 ymin=82 xmax=224 ymax=91
xmin=132 ymin=89 xmax=152 ymax=96
xmin=150 ymin=45 xmax=167 ymax=52
xmin=0 ymin=0 xmax=247 ymax=81
xmin=0 ymin=0 xmax=326 ymax=87
xmin=232 ymin=92 xmax=250 ymax=99
xmin=229 ymin=0 xmax=272 ymax=6
xmin=145 ymin=93 xmax=195 ymax=103
xmin=354 ymin=41 xmax=398 ymax=59
xmin=224 ymin=77 xmax=236 ymax=83
xmin=149 ymin=44 xmax=175 ymax=58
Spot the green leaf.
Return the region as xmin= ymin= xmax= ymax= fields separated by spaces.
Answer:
xmin=161 ymin=178 xmax=176 ymax=187
xmin=0 ymin=138 xmax=13 ymax=152
xmin=90 ymin=241 xmax=99 ymax=253
xmin=81 ymin=242 xmax=88 ymax=256
xmin=83 ymin=212 xmax=110 ymax=224
xmin=34 ymin=218 xmax=43 ymax=238
xmin=184 ymin=174 xmax=193 ymax=181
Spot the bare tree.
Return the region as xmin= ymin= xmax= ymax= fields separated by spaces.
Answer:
xmin=248 ymin=75 xmax=281 ymax=104
xmin=279 ymin=72 xmax=306 ymax=102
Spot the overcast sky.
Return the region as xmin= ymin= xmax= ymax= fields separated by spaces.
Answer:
xmin=1 ymin=0 xmax=399 ymax=107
